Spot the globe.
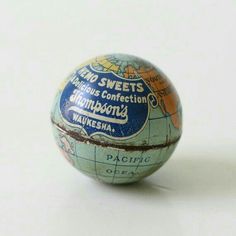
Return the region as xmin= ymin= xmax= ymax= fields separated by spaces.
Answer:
xmin=51 ymin=54 xmax=182 ymax=184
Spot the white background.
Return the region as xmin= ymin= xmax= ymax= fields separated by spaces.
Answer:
xmin=0 ymin=0 xmax=236 ymax=235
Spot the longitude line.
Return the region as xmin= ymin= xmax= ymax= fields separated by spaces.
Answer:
xmin=127 ymin=151 xmax=144 ymax=182
xmin=112 ymin=150 xmax=119 ymax=184
xmin=94 ymin=146 xmax=99 ymax=180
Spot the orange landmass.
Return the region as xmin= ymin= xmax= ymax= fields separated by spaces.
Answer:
xmin=124 ymin=66 xmax=182 ymax=129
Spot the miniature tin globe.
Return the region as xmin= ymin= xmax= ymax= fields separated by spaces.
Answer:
xmin=51 ymin=54 xmax=182 ymax=184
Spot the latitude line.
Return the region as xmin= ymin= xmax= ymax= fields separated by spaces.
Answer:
xmin=63 ymin=148 xmax=162 ymax=167
xmin=78 ymin=168 xmax=150 ymax=179
xmin=148 ymin=110 xmax=179 ymax=120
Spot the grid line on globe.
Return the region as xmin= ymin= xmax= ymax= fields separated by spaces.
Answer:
xmin=51 ymin=54 xmax=182 ymax=184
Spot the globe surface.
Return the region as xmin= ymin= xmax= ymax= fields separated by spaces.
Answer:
xmin=51 ymin=54 xmax=182 ymax=184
